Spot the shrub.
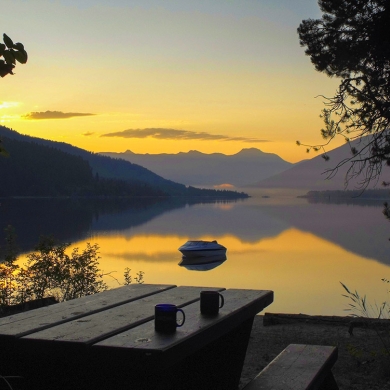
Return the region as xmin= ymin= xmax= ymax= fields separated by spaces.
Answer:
xmin=0 ymin=230 xmax=145 ymax=309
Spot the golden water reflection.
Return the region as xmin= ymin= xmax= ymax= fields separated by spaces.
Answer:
xmin=45 ymin=228 xmax=390 ymax=317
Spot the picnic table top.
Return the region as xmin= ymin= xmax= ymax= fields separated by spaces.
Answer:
xmin=0 ymin=284 xmax=273 ymax=388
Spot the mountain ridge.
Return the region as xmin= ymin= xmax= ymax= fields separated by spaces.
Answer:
xmin=248 ymin=137 xmax=388 ymax=192
xmin=100 ymin=148 xmax=293 ymax=188
xmin=0 ymin=126 xmax=248 ymax=198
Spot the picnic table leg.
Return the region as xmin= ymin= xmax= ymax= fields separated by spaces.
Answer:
xmin=320 ymin=371 xmax=339 ymax=390
xmin=169 ymin=316 xmax=255 ymax=390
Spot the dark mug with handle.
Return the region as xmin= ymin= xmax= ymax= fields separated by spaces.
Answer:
xmin=155 ymin=304 xmax=186 ymax=333
xmin=200 ymin=291 xmax=225 ymax=316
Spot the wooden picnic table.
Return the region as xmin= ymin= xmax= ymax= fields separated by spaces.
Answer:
xmin=0 ymin=284 xmax=273 ymax=390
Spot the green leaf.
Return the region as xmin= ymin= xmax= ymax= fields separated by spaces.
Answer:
xmin=3 ymin=34 xmax=14 ymax=49
xmin=2 ymin=50 xmax=15 ymax=65
xmin=0 ymin=43 xmax=5 ymax=56
xmin=0 ymin=62 xmax=14 ymax=77
xmin=13 ymin=42 xmax=24 ymax=51
xmin=14 ymin=49 xmax=28 ymax=64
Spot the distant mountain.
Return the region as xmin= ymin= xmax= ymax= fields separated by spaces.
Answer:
xmin=0 ymin=126 xmax=248 ymax=198
xmin=248 ymin=137 xmax=388 ymax=192
xmin=100 ymin=148 xmax=293 ymax=188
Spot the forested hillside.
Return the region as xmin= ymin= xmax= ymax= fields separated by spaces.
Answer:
xmin=0 ymin=137 xmax=167 ymax=197
xmin=0 ymin=127 xmax=248 ymax=198
xmin=0 ymin=126 xmax=186 ymax=194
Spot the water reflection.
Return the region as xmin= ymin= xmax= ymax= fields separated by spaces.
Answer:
xmin=0 ymin=197 xmax=244 ymax=256
xmin=178 ymin=255 xmax=227 ymax=271
xmin=70 ymin=228 xmax=389 ymax=316
xmin=2 ymin=196 xmax=390 ymax=267
xmin=4 ymin=196 xmax=390 ymax=316
xmin=2 ymin=196 xmax=390 ymax=266
xmin=259 ymin=199 xmax=390 ymax=266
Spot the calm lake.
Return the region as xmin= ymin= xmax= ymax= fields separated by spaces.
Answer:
xmin=2 ymin=193 xmax=390 ymax=316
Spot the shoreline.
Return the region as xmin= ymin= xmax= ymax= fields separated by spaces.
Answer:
xmin=261 ymin=312 xmax=390 ymax=330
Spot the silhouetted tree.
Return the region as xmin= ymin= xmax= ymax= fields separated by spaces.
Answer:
xmin=0 ymin=34 xmax=28 ymax=156
xmin=297 ymin=1 xmax=390 ymax=188
xmin=0 ymin=33 xmax=28 ymax=78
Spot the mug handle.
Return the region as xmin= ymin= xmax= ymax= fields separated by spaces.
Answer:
xmin=176 ymin=308 xmax=185 ymax=327
xmin=219 ymin=293 xmax=225 ymax=308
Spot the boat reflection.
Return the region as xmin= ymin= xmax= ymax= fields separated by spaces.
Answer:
xmin=178 ymin=255 xmax=227 ymax=271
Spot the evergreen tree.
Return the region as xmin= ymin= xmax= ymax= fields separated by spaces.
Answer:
xmin=298 ymin=1 xmax=390 ymax=187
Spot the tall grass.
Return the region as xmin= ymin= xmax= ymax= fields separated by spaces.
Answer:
xmin=341 ymin=281 xmax=390 ymax=365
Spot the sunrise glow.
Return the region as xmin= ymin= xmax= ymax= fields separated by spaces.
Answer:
xmin=2 ymin=0 xmax=343 ymax=163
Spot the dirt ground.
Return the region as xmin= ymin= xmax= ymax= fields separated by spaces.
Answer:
xmin=240 ymin=314 xmax=390 ymax=389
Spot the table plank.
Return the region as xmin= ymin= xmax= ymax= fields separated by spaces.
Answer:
xmin=0 ymin=284 xmax=176 ymax=339
xmin=20 ymin=286 xmax=225 ymax=346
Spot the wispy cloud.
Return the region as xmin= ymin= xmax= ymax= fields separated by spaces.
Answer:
xmin=82 ymin=131 xmax=95 ymax=136
xmin=22 ymin=110 xmax=96 ymax=120
xmin=100 ymin=128 xmax=269 ymax=143
xmin=0 ymin=102 xmax=20 ymax=109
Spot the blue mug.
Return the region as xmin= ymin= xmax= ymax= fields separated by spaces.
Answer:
xmin=155 ymin=304 xmax=186 ymax=333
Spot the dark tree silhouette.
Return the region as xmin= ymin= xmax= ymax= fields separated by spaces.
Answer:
xmin=0 ymin=33 xmax=28 ymax=78
xmin=0 ymin=34 xmax=28 ymax=156
xmin=297 ymin=1 xmax=390 ymax=188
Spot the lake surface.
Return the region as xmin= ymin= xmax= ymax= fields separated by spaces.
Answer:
xmin=2 ymin=194 xmax=390 ymax=316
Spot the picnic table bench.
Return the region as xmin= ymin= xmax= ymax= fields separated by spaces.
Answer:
xmin=0 ymin=284 xmax=273 ymax=390
xmin=243 ymin=344 xmax=339 ymax=390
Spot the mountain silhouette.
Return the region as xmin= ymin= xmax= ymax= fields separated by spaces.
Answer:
xmin=248 ymin=137 xmax=389 ymax=192
xmin=0 ymin=126 xmax=188 ymax=195
xmin=0 ymin=126 xmax=247 ymax=198
xmin=100 ymin=148 xmax=292 ymax=188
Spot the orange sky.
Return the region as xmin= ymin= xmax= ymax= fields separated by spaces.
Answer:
xmin=1 ymin=0 xmax=343 ymax=163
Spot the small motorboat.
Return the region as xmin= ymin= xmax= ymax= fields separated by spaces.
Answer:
xmin=178 ymin=240 xmax=227 ymax=258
